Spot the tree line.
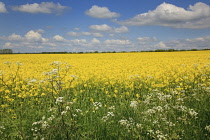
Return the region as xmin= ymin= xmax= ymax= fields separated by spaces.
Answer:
xmin=0 ymin=48 xmax=209 ymax=54
xmin=0 ymin=49 xmax=13 ymax=54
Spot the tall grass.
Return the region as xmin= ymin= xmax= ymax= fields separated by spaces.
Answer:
xmin=0 ymin=60 xmax=210 ymax=140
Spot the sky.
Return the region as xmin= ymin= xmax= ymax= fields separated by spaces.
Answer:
xmin=0 ymin=0 xmax=210 ymax=53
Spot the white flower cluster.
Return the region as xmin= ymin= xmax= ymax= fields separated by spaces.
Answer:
xmin=56 ymin=97 xmax=64 ymax=104
xmin=130 ymin=101 xmax=138 ymax=108
xmin=27 ymin=78 xmax=38 ymax=85
xmin=205 ymin=125 xmax=210 ymax=132
xmin=93 ymin=102 xmax=102 ymax=110
xmin=119 ymin=118 xmax=135 ymax=128
xmin=102 ymin=112 xmax=114 ymax=122
xmin=0 ymin=126 xmax=5 ymax=134
xmin=32 ymin=115 xmax=55 ymax=131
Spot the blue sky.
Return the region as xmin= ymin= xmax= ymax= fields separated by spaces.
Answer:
xmin=0 ymin=0 xmax=210 ymax=53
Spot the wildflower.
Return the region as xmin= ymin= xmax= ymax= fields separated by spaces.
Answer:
xmin=73 ymin=114 xmax=77 ymax=117
xmin=205 ymin=125 xmax=210 ymax=132
xmin=61 ymin=111 xmax=67 ymax=115
xmin=93 ymin=102 xmax=102 ymax=110
xmin=188 ymin=109 xmax=198 ymax=117
xmin=51 ymin=69 xmax=58 ymax=74
xmin=76 ymin=109 xmax=82 ymax=112
xmin=47 ymin=115 xmax=55 ymax=121
xmin=50 ymin=61 xmax=61 ymax=66
xmin=56 ymin=97 xmax=64 ymax=104
xmin=146 ymin=109 xmax=156 ymax=114
xmin=16 ymin=61 xmax=23 ymax=66
xmin=153 ymin=106 xmax=163 ymax=112
xmin=0 ymin=126 xmax=5 ymax=129
xmin=119 ymin=119 xmax=128 ymax=126
xmin=66 ymin=106 xmax=70 ymax=110
xmin=107 ymin=112 xmax=114 ymax=117
xmin=102 ymin=116 xmax=109 ymax=122
xmin=0 ymin=70 xmax=5 ymax=76
xmin=108 ymin=106 xmax=115 ymax=110
xmin=136 ymin=123 xmax=143 ymax=129
xmin=27 ymin=79 xmax=37 ymax=85
xmin=70 ymin=75 xmax=78 ymax=79
xmin=130 ymin=101 xmax=138 ymax=108
xmin=41 ymin=121 xmax=49 ymax=128
xmin=4 ymin=61 xmax=12 ymax=65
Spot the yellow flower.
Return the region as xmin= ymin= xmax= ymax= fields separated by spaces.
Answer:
xmin=136 ymin=94 xmax=140 ymax=98
xmin=41 ymin=93 xmax=46 ymax=96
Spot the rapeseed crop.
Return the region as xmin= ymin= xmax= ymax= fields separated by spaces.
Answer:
xmin=0 ymin=51 xmax=210 ymax=139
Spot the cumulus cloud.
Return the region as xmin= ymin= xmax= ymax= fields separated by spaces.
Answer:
xmin=12 ymin=2 xmax=68 ymax=15
xmin=85 ymin=5 xmax=120 ymax=18
xmin=165 ymin=36 xmax=210 ymax=49
xmin=53 ymin=35 xmax=66 ymax=42
xmin=74 ymin=28 xmax=80 ymax=31
xmin=114 ymin=26 xmax=129 ymax=33
xmin=66 ymin=31 xmax=104 ymax=38
xmin=91 ymin=38 xmax=101 ymax=44
xmin=1 ymin=30 xmax=47 ymax=42
xmin=89 ymin=24 xmax=112 ymax=32
xmin=104 ymin=39 xmax=131 ymax=45
xmin=69 ymin=39 xmax=87 ymax=45
xmin=117 ymin=2 xmax=210 ymax=29
xmin=154 ymin=42 xmax=169 ymax=49
xmin=7 ymin=33 xmax=23 ymax=41
xmin=0 ymin=2 xmax=7 ymax=13
xmin=3 ymin=42 xmax=12 ymax=48
xmin=92 ymin=33 xmax=104 ymax=38
xmin=25 ymin=30 xmax=47 ymax=42
xmin=137 ymin=37 xmax=158 ymax=44
xmin=66 ymin=31 xmax=80 ymax=37
xmin=89 ymin=24 xmax=129 ymax=33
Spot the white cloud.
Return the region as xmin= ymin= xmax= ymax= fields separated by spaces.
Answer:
xmin=89 ymin=24 xmax=129 ymax=33
xmin=154 ymin=41 xmax=169 ymax=49
xmin=66 ymin=31 xmax=80 ymax=37
xmin=3 ymin=42 xmax=12 ymax=48
xmin=165 ymin=36 xmax=210 ymax=49
xmin=12 ymin=2 xmax=68 ymax=15
xmin=0 ymin=2 xmax=7 ymax=13
xmin=109 ymin=34 xmax=115 ymax=37
xmin=117 ymin=2 xmax=210 ymax=29
xmin=137 ymin=37 xmax=158 ymax=44
xmin=25 ymin=30 xmax=47 ymax=42
xmin=91 ymin=38 xmax=100 ymax=44
xmin=8 ymin=33 xmax=23 ymax=41
xmin=92 ymin=33 xmax=104 ymax=38
xmin=81 ymin=32 xmax=91 ymax=36
xmin=114 ymin=26 xmax=129 ymax=33
xmin=36 ymin=29 xmax=45 ymax=34
xmin=89 ymin=24 xmax=112 ymax=32
xmin=69 ymin=39 xmax=87 ymax=45
xmin=104 ymin=39 xmax=131 ymax=45
xmin=28 ymin=45 xmax=43 ymax=49
xmin=74 ymin=28 xmax=80 ymax=31
xmin=66 ymin=31 xmax=104 ymax=38
xmin=53 ymin=35 xmax=66 ymax=42
xmin=85 ymin=5 xmax=120 ymax=19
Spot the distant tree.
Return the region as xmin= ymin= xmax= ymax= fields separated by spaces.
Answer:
xmin=168 ymin=49 xmax=176 ymax=52
xmin=190 ymin=49 xmax=198 ymax=51
xmin=0 ymin=49 xmax=13 ymax=54
xmin=155 ymin=49 xmax=166 ymax=52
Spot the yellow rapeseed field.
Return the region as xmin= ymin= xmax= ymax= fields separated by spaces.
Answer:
xmin=0 ymin=51 xmax=209 ymax=96
xmin=0 ymin=51 xmax=209 ymax=82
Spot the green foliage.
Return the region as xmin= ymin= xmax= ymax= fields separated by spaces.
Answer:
xmin=0 ymin=49 xmax=13 ymax=54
